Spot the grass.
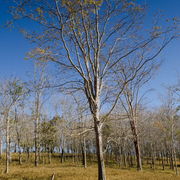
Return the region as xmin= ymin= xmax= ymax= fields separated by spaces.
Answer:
xmin=0 ymin=153 xmax=180 ymax=180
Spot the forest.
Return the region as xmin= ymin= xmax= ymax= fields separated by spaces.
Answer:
xmin=1 ymin=0 xmax=180 ymax=180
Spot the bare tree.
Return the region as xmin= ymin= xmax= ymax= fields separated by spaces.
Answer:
xmin=7 ymin=0 xmax=180 ymax=179
xmin=0 ymin=108 xmax=4 ymax=160
xmin=160 ymin=89 xmax=179 ymax=175
xmin=0 ymin=76 xmax=25 ymax=173
xmin=116 ymin=58 xmax=159 ymax=170
xmin=27 ymin=59 xmax=50 ymax=166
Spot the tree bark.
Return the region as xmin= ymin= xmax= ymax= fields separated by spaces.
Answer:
xmin=9 ymin=136 xmax=11 ymax=163
xmin=49 ymin=145 xmax=51 ymax=164
xmin=161 ymin=151 xmax=165 ymax=170
xmin=61 ymin=148 xmax=64 ymax=163
xmin=131 ymin=119 xmax=142 ymax=171
xmin=94 ymin=122 xmax=106 ymax=180
xmin=35 ymin=115 xmax=38 ymax=166
xmin=6 ymin=113 xmax=10 ymax=173
xmin=18 ymin=138 xmax=22 ymax=165
xmin=0 ymin=115 xmax=3 ymax=160
xmin=82 ymin=137 xmax=87 ymax=168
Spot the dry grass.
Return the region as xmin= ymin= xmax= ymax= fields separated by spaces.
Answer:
xmin=0 ymin=153 xmax=180 ymax=180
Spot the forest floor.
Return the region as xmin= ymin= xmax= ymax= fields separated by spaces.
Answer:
xmin=0 ymin=153 xmax=180 ymax=180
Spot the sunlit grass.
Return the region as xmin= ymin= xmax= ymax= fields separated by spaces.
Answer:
xmin=0 ymin=153 xmax=179 ymax=179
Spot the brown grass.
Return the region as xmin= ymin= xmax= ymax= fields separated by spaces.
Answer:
xmin=0 ymin=153 xmax=180 ymax=180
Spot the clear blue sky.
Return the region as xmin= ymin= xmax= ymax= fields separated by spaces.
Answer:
xmin=0 ymin=0 xmax=180 ymax=107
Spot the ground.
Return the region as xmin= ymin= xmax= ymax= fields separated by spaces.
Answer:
xmin=0 ymin=153 xmax=179 ymax=180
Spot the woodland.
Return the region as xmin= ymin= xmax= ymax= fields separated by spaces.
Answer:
xmin=1 ymin=0 xmax=180 ymax=180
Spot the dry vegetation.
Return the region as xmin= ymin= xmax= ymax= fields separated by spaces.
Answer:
xmin=0 ymin=153 xmax=179 ymax=180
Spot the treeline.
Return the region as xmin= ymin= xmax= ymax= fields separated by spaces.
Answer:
xmin=0 ymin=75 xmax=180 ymax=175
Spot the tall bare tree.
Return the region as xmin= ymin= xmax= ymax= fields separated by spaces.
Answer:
xmin=116 ymin=58 xmax=159 ymax=170
xmin=7 ymin=0 xmax=179 ymax=179
xmin=0 ymin=76 xmax=25 ymax=173
xmin=27 ymin=59 xmax=50 ymax=166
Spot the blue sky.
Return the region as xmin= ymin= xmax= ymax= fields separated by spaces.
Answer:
xmin=0 ymin=0 xmax=180 ymax=107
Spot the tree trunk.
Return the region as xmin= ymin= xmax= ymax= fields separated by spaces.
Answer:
xmin=170 ymin=153 xmax=174 ymax=170
xmin=6 ymin=114 xmax=10 ymax=173
xmin=43 ymin=145 xmax=45 ymax=164
xmin=75 ymin=147 xmax=78 ymax=163
xmin=27 ymin=146 xmax=30 ymax=161
xmin=14 ymin=143 xmax=17 ymax=153
xmin=9 ymin=137 xmax=11 ymax=163
xmin=153 ymin=151 xmax=155 ymax=170
xmin=38 ymin=146 xmax=41 ymax=162
xmin=142 ymin=153 xmax=144 ymax=166
xmin=161 ymin=151 xmax=165 ymax=170
xmin=173 ymin=146 xmax=179 ymax=175
xmin=18 ymin=138 xmax=22 ymax=165
xmin=134 ymin=139 xmax=142 ymax=170
xmin=105 ymin=149 xmax=108 ymax=165
xmin=35 ymin=115 xmax=38 ymax=166
xmin=49 ymin=145 xmax=51 ymax=164
xmin=118 ymin=147 xmax=122 ymax=168
xmin=89 ymin=145 xmax=92 ymax=164
xmin=0 ymin=137 xmax=2 ymax=160
xmin=131 ymin=119 xmax=142 ymax=171
xmin=0 ymin=115 xmax=2 ymax=160
xmin=61 ymin=148 xmax=64 ymax=163
xmin=130 ymin=150 xmax=133 ymax=167
xmin=82 ymin=137 xmax=87 ymax=168
xmin=94 ymin=123 xmax=106 ymax=180
xmin=124 ymin=154 xmax=127 ymax=167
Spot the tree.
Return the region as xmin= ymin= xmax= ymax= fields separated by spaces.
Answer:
xmin=0 ymin=106 xmax=4 ymax=160
xmin=7 ymin=1 xmax=179 ymax=179
xmin=0 ymin=76 xmax=25 ymax=173
xmin=116 ymin=58 xmax=158 ymax=170
xmin=27 ymin=59 xmax=50 ymax=166
xmin=40 ymin=116 xmax=57 ymax=164
xmin=159 ymin=89 xmax=179 ymax=175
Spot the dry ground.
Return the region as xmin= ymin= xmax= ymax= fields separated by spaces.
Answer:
xmin=0 ymin=153 xmax=179 ymax=180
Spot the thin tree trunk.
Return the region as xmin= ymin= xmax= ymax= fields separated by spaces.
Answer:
xmin=43 ymin=145 xmax=45 ymax=164
xmin=124 ymin=154 xmax=127 ymax=167
xmin=89 ymin=146 xmax=92 ymax=164
xmin=161 ymin=151 xmax=165 ymax=170
xmin=6 ymin=114 xmax=10 ymax=173
xmin=153 ymin=151 xmax=155 ymax=170
xmin=106 ymin=149 xmax=108 ymax=165
xmin=0 ymin=137 xmax=2 ymax=160
xmin=35 ymin=115 xmax=38 ymax=166
xmin=174 ymin=147 xmax=179 ymax=175
xmin=95 ymin=123 xmax=106 ymax=180
xmin=31 ymin=147 xmax=33 ymax=164
xmin=75 ymin=147 xmax=78 ymax=163
xmin=72 ymin=149 xmax=74 ymax=164
xmin=27 ymin=145 xmax=30 ymax=161
xmin=118 ymin=147 xmax=122 ymax=168
xmin=82 ymin=137 xmax=87 ymax=168
xmin=170 ymin=153 xmax=174 ymax=170
xmin=14 ymin=143 xmax=17 ymax=153
xmin=131 ymin=119 xmax=142 ymax=171
xmin=61 ymin=148 xmax=64 ymax=163
xmin=18 ymin=138 xmax=22 ymax=165
xmin=142 ymin=152 xmax=144 ymax=166
xmin=130 ymin=150 xmax=133 ymax=167
xmin=38 ymin=146 xmax=41 ymax=162
xmin=45 ymin=144 xmax=47 ymax=164
xmin=0 ymin=115 xmax=2 ymax=160
xmin=49 ymin=145 xmax=51 ymax=164
xmin=9 ymin=136 xmax=11 ymax=163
